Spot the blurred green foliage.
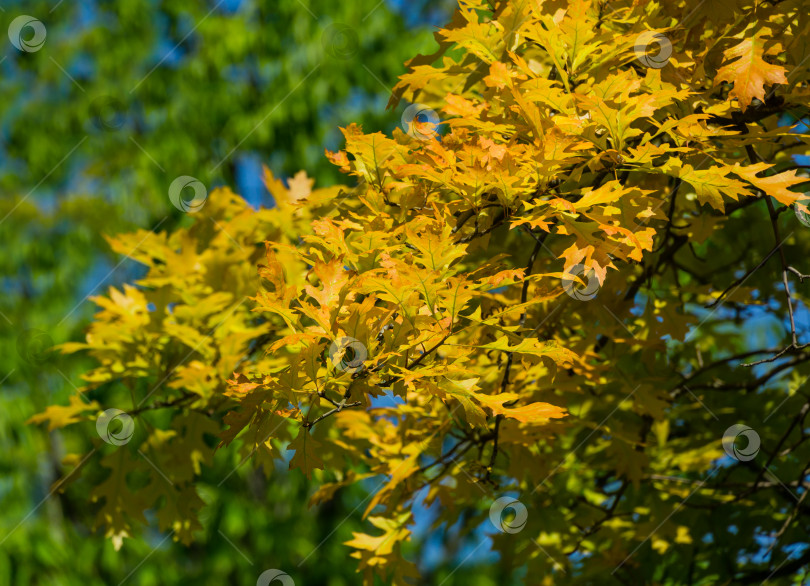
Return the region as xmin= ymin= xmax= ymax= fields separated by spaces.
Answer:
xmin=0 ymin=1 xmax=499 ymax=584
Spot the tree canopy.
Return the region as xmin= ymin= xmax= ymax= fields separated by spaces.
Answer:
xmin=1 ymin=0 xmax=459 ymax=584
xmin=30 ymin=0 xmax=810 ymax=584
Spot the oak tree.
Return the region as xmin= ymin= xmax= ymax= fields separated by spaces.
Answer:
xmin=33 ymin=0 xmax=810 ymax=583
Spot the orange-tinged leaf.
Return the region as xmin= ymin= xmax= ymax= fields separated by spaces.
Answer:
xmin=715 ymin=33 xmax=787 ymax=111
xmin=287 ymin=170 xmax=314 ymax=201
xmin=732 ymin=163 xmax=805 ymax=206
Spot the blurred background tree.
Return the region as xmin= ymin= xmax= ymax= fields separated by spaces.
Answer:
xmin=0 ymin=1 xmax=506 ymax=584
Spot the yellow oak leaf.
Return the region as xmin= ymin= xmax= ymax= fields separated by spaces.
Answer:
xmin=715 ymin=33 xmax=787 ymax=111
xmin=287 ymin=170 xmax=314 ymax=201
xmin=27 ymin=395 xmax=100 ymax=431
